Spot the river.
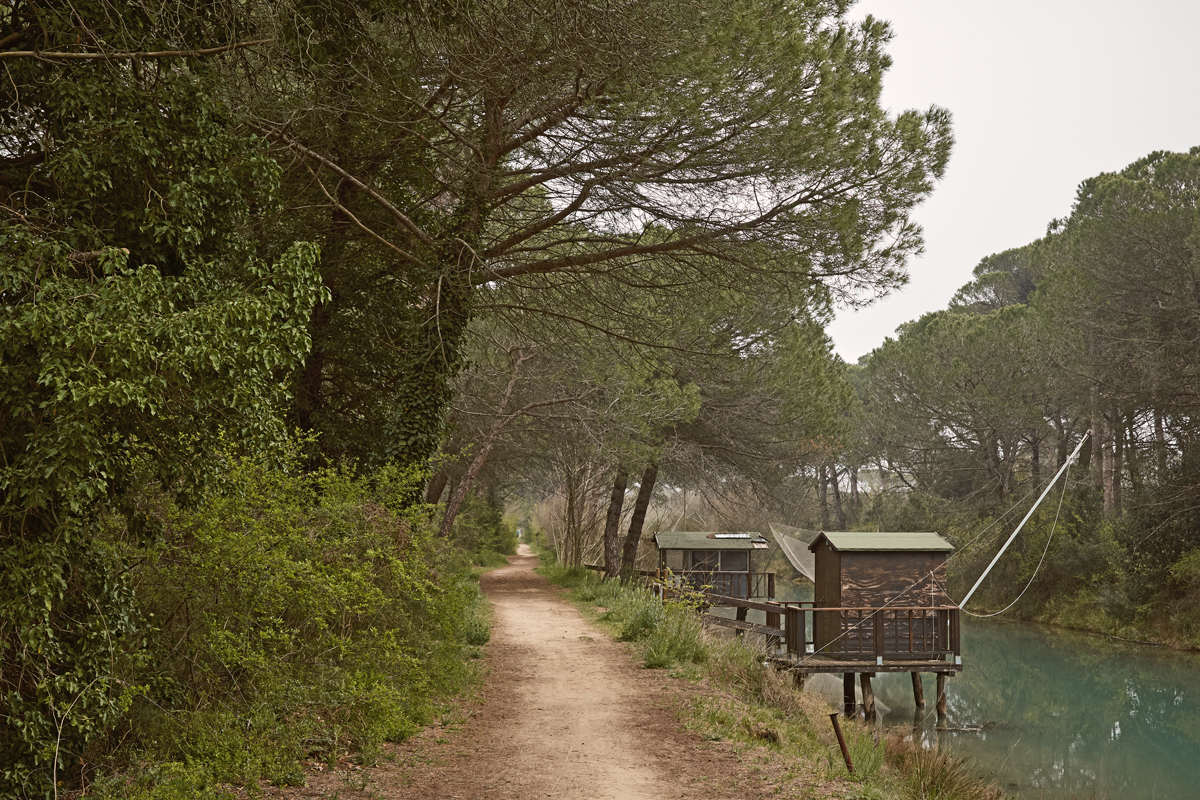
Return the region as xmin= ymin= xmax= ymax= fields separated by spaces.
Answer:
xmin=870 ymin=617 xmax=1200 ymax=799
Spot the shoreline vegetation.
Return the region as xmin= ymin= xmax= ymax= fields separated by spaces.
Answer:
xmin=536 ymin=553 xmax=1007 ymax=800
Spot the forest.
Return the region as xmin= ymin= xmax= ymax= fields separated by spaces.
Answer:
xmin=1 ymin=0 xmax=1196 ymax=797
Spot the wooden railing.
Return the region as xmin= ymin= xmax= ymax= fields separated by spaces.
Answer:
xmin=584 ymin=565 xmax=777 ymax=601
xmin=580 ymin=564 xmax=960 ymax=670
xmin=784 ymin=604 xmax=961 ymax=663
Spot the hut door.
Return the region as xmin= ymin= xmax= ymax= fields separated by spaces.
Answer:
xmin=813 ymin=544 xmax=840 ymax=654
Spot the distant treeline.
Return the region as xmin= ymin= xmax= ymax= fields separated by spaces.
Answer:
xmin=838 ymin=147 xmax=1200 ymax=639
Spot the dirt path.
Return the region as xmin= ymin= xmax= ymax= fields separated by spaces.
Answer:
xmin=270 ymin=546 xmax=788 ymax=799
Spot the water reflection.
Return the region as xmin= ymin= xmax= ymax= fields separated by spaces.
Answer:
xmin=870 ymin=618 xmax=1200 ymax=799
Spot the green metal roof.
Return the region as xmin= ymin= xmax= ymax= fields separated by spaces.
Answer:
xmin=654 ymin=531 xmax=765 ymax=551
xmin=807 ymin=531 xmax=953 ymax=553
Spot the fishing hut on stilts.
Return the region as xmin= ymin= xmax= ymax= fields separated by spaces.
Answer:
xmin=649 ymin=528 xmax=961 ymax=721
xmin=799 ymin=531 xmax=959 ymax=721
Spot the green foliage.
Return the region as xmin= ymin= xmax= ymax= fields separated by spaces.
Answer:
xmin=448 ymin=490 xmax=518 ymax=562
xmin=0 ymin=5 xmax=327 ymax=792
xmin=109 ymin=453 xmax=476 ymax=787
xmin=249 ymin=0 xmax=952 ymax=470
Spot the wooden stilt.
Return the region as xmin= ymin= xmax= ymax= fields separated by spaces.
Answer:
xmin=936 ymin=673 xmax=948 ymax=724
xmin=843 ymin=673 xmax=856 ymax=718
xmin=735 ymin=605 xmax=747 ymax=638
xmin=860 ymin=673 xmax=876 ymax=721
xmin=911 ymin=671 xmax=925 ymax=707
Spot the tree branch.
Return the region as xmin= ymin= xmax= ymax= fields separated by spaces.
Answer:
xmin=1 ymin=39 xmax=271 ymax=60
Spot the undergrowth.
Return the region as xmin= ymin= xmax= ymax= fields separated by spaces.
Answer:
xmin=62 ymin=449 xmax=493 ymax=800
xmin=541 ymin=562 xmax=1004 ymax=800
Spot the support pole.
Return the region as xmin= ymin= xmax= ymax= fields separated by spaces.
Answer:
xmin=911 ymin=672 xmax=925 ymax=707
xmin=843 ymin=673 xmax=856 ymax=718
xmin=735 ymin=605 xmax=747 ymax=638
xmin=936 ymin=673 xmax=948 ymax=726
xmin=860 ymin=673 xmax=876 ymax=721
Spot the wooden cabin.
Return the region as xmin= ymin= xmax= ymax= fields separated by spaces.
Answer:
xmin=806 ymin=531 xmax=960 ymax=669
xmin=654 ymin=531 xmax=773 ymax=600
xmin=802 ymin=531 xmax=961 ymax=720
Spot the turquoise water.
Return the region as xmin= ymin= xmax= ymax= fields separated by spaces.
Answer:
xmin=871 ymin=618 xmax=1200 ymax=799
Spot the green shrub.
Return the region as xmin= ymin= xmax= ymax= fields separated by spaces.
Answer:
xmin=93 ymin=452 xmax=478 ymax=791
xmin=462 ymin=581 xmax=493 ymax=646
xmin=619 ymin=602 xmax=666 ymax=641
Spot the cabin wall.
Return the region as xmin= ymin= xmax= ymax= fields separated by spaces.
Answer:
xmin=839 ymin=552 xmax=947 ymax=607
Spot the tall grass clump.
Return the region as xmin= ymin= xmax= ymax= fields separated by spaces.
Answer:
xmin=886 ymin=736 xmax=1004 ymax=800
xmin=540 ymin=567 xmax=707 ymax=668
xmin=81 ymin=448 xmax=484 ymax=797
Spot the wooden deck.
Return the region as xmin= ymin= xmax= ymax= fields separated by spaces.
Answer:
xmin=770 ymin=652 xmax=961 ymax=674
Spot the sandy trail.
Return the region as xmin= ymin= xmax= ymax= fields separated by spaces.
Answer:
xmin=463 ymin=544 xmax=672 ymax=799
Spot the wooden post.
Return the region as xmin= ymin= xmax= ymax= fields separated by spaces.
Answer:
xmin=785 ymin=607 xmax=800 ymax=655
xmin=911 ymin=672 xmax=925 ymax=707
xmin=766 ymin=575 xmax=779 ymax=650
xmin=860 ymin=673 xmax=876 ymax=721
xmin=735 ymin=604 xmax=748 ymax=638
xmin=936 ymin=673 xmax=948 ymax=725
xmin=843 ymin=673 xmax=856 ymax=718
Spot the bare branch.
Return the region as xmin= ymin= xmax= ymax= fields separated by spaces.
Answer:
xmin=0 ymin=39 xmax=271 ymax=61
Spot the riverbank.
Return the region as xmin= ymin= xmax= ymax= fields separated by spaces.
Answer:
xmin=981 ymin=591 xmax=1200 ymax=653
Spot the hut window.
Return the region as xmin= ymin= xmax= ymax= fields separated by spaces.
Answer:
xmin=664 ymin=550 xmax=684 ymax=571
xmin=721 ymin=551 xmax=748 ymax=572
xmin=690 ymin=551 xmax=719 ymax=571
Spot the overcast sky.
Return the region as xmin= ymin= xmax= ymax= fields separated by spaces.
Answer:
xmin=826 ymin=1 xmax=1200 ymax=363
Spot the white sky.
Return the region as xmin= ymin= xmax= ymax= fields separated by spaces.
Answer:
xmin=827 ymin=0 xmax=1200 ymax=363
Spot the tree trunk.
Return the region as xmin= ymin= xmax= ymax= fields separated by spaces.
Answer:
xmin=1053 ymin=415 xmax=1069 ymax=472
xmin=603 ymin=470 xmax=628 ymax=580
xmin=424 ymin=468 xmax=450 ymax=505
xmin=818 ymin=465 xmax=829 ymax=529
xmin=620 ymin=463 xmax=659 ymax=579
xmin=1090 ymin=384 xmax=1105 ymax=491
xmin=1112 ymin=407 xmax=1124 ymax=516
xmin=1030 ymin=438 xmax=1041 ymax=488
xmin=1102 ymin=405 xmax=1116 ymax=517
xmin=1155 ymin=408 xmax=1168 ymax=480
xmin=830 ymin=467 xmax=847 ymax=530
xmin=849 ymin=466 xmax=859 ymax=506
